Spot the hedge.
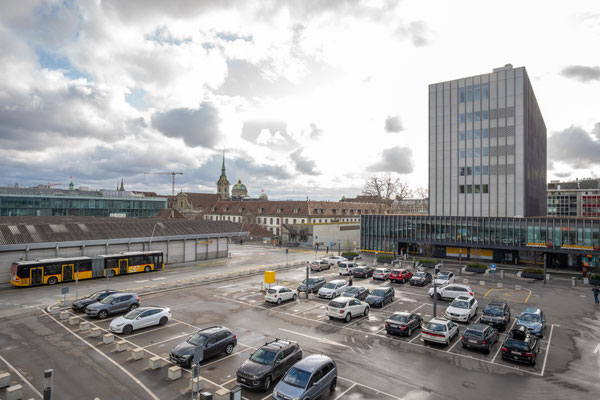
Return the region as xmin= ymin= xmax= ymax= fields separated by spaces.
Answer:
xmin=466 ymin=263 xmax=487 ymax=270
xmin=377 ymin=255 xmax=394 ymax=262
xmin=419 ymin=258 xmax=437 ymax=265
xmin=591 ymin=274 xmax=600 ymax=281
xmin=522 ymin=268 xmax=544 ymax=274
xmin=342 ymin=252 xmax=359 ymax=259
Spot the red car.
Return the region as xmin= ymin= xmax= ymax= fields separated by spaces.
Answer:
xmin=389 ymin=269 xmax=413 ymax=283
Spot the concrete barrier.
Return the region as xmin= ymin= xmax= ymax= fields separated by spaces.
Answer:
xmin=190 ymin=377 xmax=205 ymax=392
xmin=479 ymin=281 xmax=485 ymax=287
xmin=59 ymin=311 xmax=69 ymax=320
xmin=103 ymin=334 xmax=115 ymax=344
xmin=6 ymin=384 xmax=23 ymax=400
xmin=79 ymin=321 xmax=90 ymax=331
xmin=90 ymin=327 xmax=102 ymax=338
xmin=214 ymin=388 xmax=231 ymax=400
xmin=148 ymin=356 xmax=162 ymax=370
xmin=515 ymin=285 xmax=521 ymax=291
xmin=500 ymin=270 xmax=505 ymax=279
xmin=116 ymin=340 xmax=128 ymax=352
xmin=497 ymin=282 xmax=503 ymax=288
xmin=0 ymin=372 xmax=11 ymax=388
xmin=68 ymin=316 xmax=79 ymax=326
xmin=462 ymin=279 xmax=469 ymax=285
xmin=131 ymin=348 xmax=144 ymax=360
xmin=168 ymin=366 xmax=182 ymax=380
xmin=50 ymin=308 xmax=60 ymax=316
xmin=571 ymin=277 xmax=577 ymax=288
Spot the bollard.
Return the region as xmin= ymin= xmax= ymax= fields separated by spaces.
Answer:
xmin=50 ymin=308 xmax=60 ymax=316
xmin=214 ymin=388 xmax=231 ymax=400
xmin=571 ymin=277 xmax=577 ymax=288
xmin=515 ymin=285 xmax=521 ymax=291
xmin=497 ymin=282 xmax=503 ymax=288
xmin=190 ymin=377 xmax=205 ymax=392
xmin=59 ymin=311 xmax=69 ymax=320
xmin=79 ymin=321 xmax=90 ymax=332
xmin=103 ymin=333 xmax=115 ymax=344
xmin=6 ymin=384 xmax=23 ymax=400
xmin=462 ymin=279 xmax=469 ymax=285
xmin=90 ymin=327 xmax=102 ymax=338
xmin=500 ymin=270 xmax=504 ymax=279
xmin=148 ymin=356 xmax=162 ymax=370
xmin=0 ymin=372 xmax=11 ymax=388
xmin=168 ymin=366 xmax=182 ymax=380
xmin=131 ymin=348 xmax=144 ymax=360
xmin=480 ymin=280 xmax=485 ymax=287
xmin=116 ymin=340 xmax=128 ymax=352
xmin=68 ymin=316 xmax=79 ymax=326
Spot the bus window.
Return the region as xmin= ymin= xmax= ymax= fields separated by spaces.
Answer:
xmin=45 ymin=263 xmax=61 ymax=276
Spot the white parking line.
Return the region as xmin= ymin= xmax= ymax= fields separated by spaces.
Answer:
xmin=279 ymin=328 xmax=352 ymax=349
xmin=491 ymin=318 xmax=517 ymax=363
xmin=446 ymin=335 xmax=462 ymax=353
xmin=201 ymin=345 xmax=250 ymax=368
xmin=409 ymin=333 xmax=422 ymax=343
xmin=540 ymin=324 xmax=555 ymax=376
xmin=141 ymin=332 xmax=195 ymax=349
xmin=0 ymin=354 xmax=43 ymax=399
xmin=334 ymin=382 xmax=357 ymax=399
xmin=337 ymin=376 xmax=405 ymax=400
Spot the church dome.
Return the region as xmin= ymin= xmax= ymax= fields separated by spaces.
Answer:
xmin=259 ymin=192 xmax=268 ymax=200
xmin=232 ymin=179 xmax=247 ymax=191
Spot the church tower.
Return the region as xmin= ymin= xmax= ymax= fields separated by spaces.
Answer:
xmin=217 ymin=153 xmax=230 ymax=200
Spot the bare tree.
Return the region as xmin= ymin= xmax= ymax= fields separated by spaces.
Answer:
xmin=414 ymin=186 xmax=429 ymax=199
xmin=362 ymin=173 xmax=414 ymax=212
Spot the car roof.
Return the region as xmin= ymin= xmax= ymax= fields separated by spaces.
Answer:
xmin=454 ymin=295 xmax=474 ymax=301
xmin=198 ymin=326 xmax=229 ymax=335
xmin=486 ymin=300 xmax=507 ymax=307
xmin=521 ymin=307 xmax=542 ymax=315
xmin=465 ymin=323 xmax=488 ymax=331
xmin=107 ymin=292 xmax=136 ymax=297
xmin=392 ymin=311 xmax=410 ymax=317
xmin=330 ymin=279 xmax=347 ymax=284
xmin=261 ymin=339 xmax=297 ymax=352
xmin=446 ymin=284 xmax=471 ymax=289
xmin=135 ymin=306 xmax=166 ymax=311
xmin=292 ymin=355 xmax=333 ymax=372
xmin=429 ymin=317 xmax=450 ymax=324
xmin=270 ymin=285 xmax=286 ymax=290
xmin=331 ymin=296 xmax=352 ymax=304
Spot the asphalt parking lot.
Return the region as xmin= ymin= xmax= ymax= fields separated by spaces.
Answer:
xmin=1 ymin=250 xmax=599 ymax=400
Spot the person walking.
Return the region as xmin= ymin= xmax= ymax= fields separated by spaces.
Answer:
xmin=593 ymin=286 xmax=599 ymax=304
xmin=348 ymin=275 xmax=353 ymax=287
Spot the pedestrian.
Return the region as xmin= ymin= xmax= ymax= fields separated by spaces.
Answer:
xmin=593 ymin=286 xmax=599 ymax=304
xmin=348 ymin=275 xmax=353 ymax=287
xmin=326 ymin=246 xmax=329 ymax=254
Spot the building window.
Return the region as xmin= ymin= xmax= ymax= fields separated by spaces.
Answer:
xmin=474 ymin=111 xmax=481 ymax=122
xmin=467 ymin=130 xmax=473 ymax=140
xmin=459 ymin=149 xmax=465 ymax=158
xmin=293 ymin=219 xmax=296 ymax=224
xmin=285 ymin=218 xmax=288 ymax=224
xmin=257 ymin=217 xmax=261 ymax=224
xmin=474 ymin=184 xmax=480 ymax=194
xmin=467 ymin=112 xmax=473 ymax=122
xmin=474 ymin=84 xmax=480 ymax=101
xmin=466 ymin=167 xmax=472 ymax=175
xmin=482 ymin=165 xmax=489 ymax=175
xmin=474 ymin=129 xmax=480 ymax=139
xmin=482 ymin=147 xmax=489 ymax=157
xmin=482 ymin=184 xmax=489 ymax=194
xmin=482 ymin=110 xmax=489 ymax=120
xmin=467 ymin=185 xmax=473 ymax=194
xmin=459 ymin=87 xmax=465 ymax=103
xmin=459 ymin=131 xmax=465 ymax=140
xmin=474 ymin=166 xmax=481 ymax=175
xmin=460 ymin=113 xmax=465 ymax=123
xmin=459 ymin=185 xmax=465 ymax=194
xmin=466 ymin=85 xmax=473 ymax=102
xmin=467 ymin=148 xmax=473 ymax=158
xmin=302 ymin=219 xmax=305 ymax=223
xmin=483 ymin=83 xmax=489 ymax=100
xmin=482 ymin=128 xmax=489 ymax=139
xmin=459 ymin=167 xmax=465 ymax=176
xmin=474 ymin=148 xmax=480 ymax=157
xmin=270 ymin=218 xmax=273 ymax=224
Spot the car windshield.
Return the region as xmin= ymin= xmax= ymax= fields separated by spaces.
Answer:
xmin=302 ymin=278 xmax=318 ymax=285
xmin=505 ymin=338 xmax=530 ymax=351
xmin=371 ymin=289 xmax=386 ymax=297
xmin=267 ymin=289 xmax=277 ymax=294
xmin=89 ymin=291 xmax=106 ymax=300
xmin=100 ymin=296 xmax=116 ymax=304
xmin=426 ymin=322 xmax=446 ymax=332
xmin=391 ymin=270 xmax=401 ymax=274
xmin=354 ymin=268 xmax=365 ymax=272
xmin=329 ymin=301 xmax=346 ymax=308
xmin=323 ymin=283 xmax=337 ymax=289
xmin=414 ymin=272 xmax=426 ymax=278
xmin=345 ymin=287 xmax=360 ymax=293
xmin=390 ymin=315 xmax=408 ymax=323
xmin=124 ymin=309 xmax=144 ymax=320
xmin=485 ymin=306 xmax=504 ymax=316
xmin=437 ymin=273 xmax=450 ymax=279
xmin=450 ymin=300 xmax=469 ymax=309
xmin=187 ymin=333 xmax=208 ymax=346
xmin=465 ymin=329 xmax=483 ymax=337
xmin=519 ymin=313 xmax=541 ymax=322
xmin=283 ymin=367 xmax=311 ymax=388
xmin=375 ymin=269 xmax=385 ymax=273
xmin=249 ymin=349 xmax=277 ymax=365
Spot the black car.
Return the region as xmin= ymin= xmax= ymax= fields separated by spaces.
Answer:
xmin=501 ymin=325 xmax=540 ymax=366
xmin=297 ymin=277 xmax=326 ymax=294
xmin=385 ymin=312 xmax=422 ymax=336
xmin=460 ymin=322 xmax=499 ymax=354
xmin=409 ymin=271 xmax=432 ymax=286
xmin=366 ymin=287 xmax=395 ymax=307
xmin=341 ymin=286 xmax=369 ymax=300
xmin=353 ymin=266 xmax=374 ymax=278
xmin=480 ymin=300 xmax=511 ymax=331
xmin=72 ymin=289 xmax=119 ymax=312
xmin=236 ymin=339 xmax=302 ymax=391
xmin=170 ymin=326 xmax=237 ymax=367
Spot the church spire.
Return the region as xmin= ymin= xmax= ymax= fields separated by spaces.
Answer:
xmin=217 ymin=151 xmax=230 ymax=200
xmin=221 ymin=152 xmax=226 ymax=176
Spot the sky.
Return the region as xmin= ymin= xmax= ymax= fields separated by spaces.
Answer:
xmin=1 ymin=0 xmax=600 ymax=200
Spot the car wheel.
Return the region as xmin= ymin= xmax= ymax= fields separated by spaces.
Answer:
xmin=531 ymin=359 xmax=536 ymax=367
xmin=345 ymin=313 xmax=352 ymax=323
xmin=329 ymin=316 xmax=334 ymax=320
xmin=484 ymin=346 xmax=490 ymax=355
xmin=98 ymin=310 xmax=108 ymax=319
xmin=262 ymin=376 xmax=272 ymax=391
xmin=292 ymin=294 xmax=297 ymax=301
xmin=144 ymin=266 xmax=151 ymax=272
xmin=277 ymin=298 xmax=282 ymax=305
xmin=225 ymin=343 xmax=234 ymax=355
xmin=129 ymin=304 xmax=138 ymax=311
xmin=329 ymin=377 xmax=337 ymax=391
xmin=364 ymin=307 xmax=369 ymax=317
xmin=159 ymin=316 xmax=168 ymax=326
xmin=436 ymin=293 xmax=442 ymax=300
xmin=408 ymin=327 xmax=412 ymax=337
xmin=47 ymin=276 xmax=58 ymax=285
xmin=123 ymin=324 xmax=133 ymax=334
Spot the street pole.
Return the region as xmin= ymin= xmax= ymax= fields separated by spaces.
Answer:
xmin=338 ymin=242 xmax=341 ymax=256
xmin=543 ymin=253 xmax=547 ymax=285
xmin=75 ymin=268 xmax=78 ymax=301
xmin=459 ymin=251 xmax=462 ymax=276
xmin=306 ymin=265 xmax=310 ymax=299
xmin=433 ymin=281 xmax=438 ymax=318
xmin=43 ymin=369 xmax=53 ymax=400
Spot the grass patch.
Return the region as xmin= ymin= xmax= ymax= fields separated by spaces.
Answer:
xmin=522 ymin=268 xmax=544 ymax=274
xmin=466 ymin=263 xmax=487 ymax=270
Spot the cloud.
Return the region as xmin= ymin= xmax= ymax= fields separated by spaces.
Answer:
xmin=397 ymin=21 xmax=432 ymax=47
xmin=290 ymin=148 xmax=320 ymax=175
xmin=384 ymin=115 xmax=403 ymax=132
xmin=152 ymin=102 xmax=221 ymax=148
xmin=548 ymin=124 xmax=600 ymax=168
xmin=561 ymin=65 xmax=600 ymax=82
xmin=367 ymin=146 xmax=414 ymax=173
xmin=553 ymin=172 xmax=572 ymax=178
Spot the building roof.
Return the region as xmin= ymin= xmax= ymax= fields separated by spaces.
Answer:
xmin=0 ymin=216 xmax=243 ymax=246
xmin=154 ymin=208 xmax=186 ymax=219
xmin=206 ymin=200 xmax=381 ymax=217
xmin=0 ymin=186 xmax=166 ymax=201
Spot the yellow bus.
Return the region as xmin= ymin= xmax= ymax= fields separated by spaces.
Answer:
xmin=9 ymin=251 xmax=164 ymax=287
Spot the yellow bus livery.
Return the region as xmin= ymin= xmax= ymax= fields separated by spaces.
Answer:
xmin=9 ymin=251 xmax=164 ymax=287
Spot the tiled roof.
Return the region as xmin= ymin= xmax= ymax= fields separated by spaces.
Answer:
xmin=154 ymin=208 xmax=186 ymax=219
xmin=205 ymin=200 xmax=380 ymax=216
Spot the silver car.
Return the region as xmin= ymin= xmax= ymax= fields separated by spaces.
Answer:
xmin=272 ymin=355 xmax=337 ymax=400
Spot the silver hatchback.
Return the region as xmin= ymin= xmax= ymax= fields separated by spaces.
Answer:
xmin=272 ymin=354 xmax=337 ymax=400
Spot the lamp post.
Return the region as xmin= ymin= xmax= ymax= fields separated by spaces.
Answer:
xmin=149 ymin=222 xmax=159 ymax=250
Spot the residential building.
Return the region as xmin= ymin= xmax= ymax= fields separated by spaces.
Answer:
xmin=547 ymin=179 xmax=600 ymax=217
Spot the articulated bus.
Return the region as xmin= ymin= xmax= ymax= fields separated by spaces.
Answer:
xmin=9 ymin=251 xmax=164 ymax=287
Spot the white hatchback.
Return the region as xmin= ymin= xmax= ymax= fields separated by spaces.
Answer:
xmin=422 ymin=317 xmax=459 ymax=345
xmin=109 ymin=306 xmax=171 ymax=334
xmin=428 ymin=284 xmax=474 ymax=300
xmin=318 ymin=279 xmax=348 ymax=299
xmin=444 ymin=295 xmax=478 ymax=322
xmin=324 ymin=255 xmax=348 ymax=266
xmin=265 ymin=286 xmax=297 ymax=304
xmin=373 ymin=268 xmax=391 ymax=280
xmin=433 ymin=271 xmax=455 ymax=286
xmin=326 ymin=297 xmax=369 ymax=323
xmin=338 ymin=262 xmax=359 ymax=276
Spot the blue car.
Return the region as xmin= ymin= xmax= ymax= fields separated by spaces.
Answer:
xmin=516 ymin=307 xmax=547 ymax=338
xmin=272 ymin=355 xmax=337 ymax=400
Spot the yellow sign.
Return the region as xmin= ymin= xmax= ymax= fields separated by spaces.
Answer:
xmin=526 ymin=242 xmax=550 ymax=248
xmin=264 ymin=271 xmax=276 ymax=284
xmin=561 ymin=244 xmax=596 ymax=251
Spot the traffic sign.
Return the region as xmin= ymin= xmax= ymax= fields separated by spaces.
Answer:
xmin=61 ymin=287 xmax=69 ymax=295
xmin=286 ymin=248 xmax=289 ymax=254
xmin=490 ymin=264 xmax=496 ymax=274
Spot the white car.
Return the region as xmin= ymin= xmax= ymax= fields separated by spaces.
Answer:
xmin=265 ymin=285 xmax=298 ymax=304
xmin=428 ymin=284 xmax=474 ymax=300
xmin=373 ymin=268 xmax=391 ymax=280
xmin=326 ymin=297 xmax=369 ymax=323
xmin=444 ymin=295 xmax=478 ymax=322
xmin=422 ymin=317 xmax=459 ymax=345
xmin=338 ymin=261 xmax=359 ymax=276
xmin=109 ymin=306 xmax=171 ymax=334
xmin=309 ymin=260 xmax=330 ymax=271
xmin=318 ymin=279 xmax=348 ymax=299
xmin=324 ymin=255 xmax=347 ymax=266
xmin=433 ymin=271 xmax=455 ymax=286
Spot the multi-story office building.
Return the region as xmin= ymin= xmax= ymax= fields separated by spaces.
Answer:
xmin=429 ymin=64 xmax=546 ymax=217
xmin=547 ymin=179 xmax=600 ymax=217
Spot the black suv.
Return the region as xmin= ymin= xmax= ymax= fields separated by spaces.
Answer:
xmin=480 ymin=300 xmax=511 ymax=331
xmin=501 ymin=325 xmax=540 ymax=366
xmin=72 ymin=289 xmax=118 ymax=312
xmin=237 ymin=339 xmax=302 ymax=391
xmin=170 ymin=326 xmax=237 ymax=367
xmin=353 ymin=266 xmax=374 ymax=278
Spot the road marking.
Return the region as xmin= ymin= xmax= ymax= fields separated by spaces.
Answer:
xmin=201 ymin=345 xmax=251 ymax=368
xmin=217 ymin=283 xmax=239 ymax=289
xmin=540 ymin=324 xmax=555 ymax=377
xmin=151 ymin=277 xmax=166 ymax=281
xmin=337 ymin=376 xmax=405 ymax=400
xmin=409 ymin=333 xmax=422 ymax=343
xmin=278 ymin=328 xmax=352 ymax=349
xmin=135 ymin=279 xmax=149 ymax=283
xmin=124 ymin=322 xmax=181 ymax=339
xmin=594 ymin=343 xmax=600 ymax=354
xmin=334 ymin=382 xmax=357 ymax=399
xmin=447 ymin=334 xmax=462 ymax=353
xmin=0 ymin=354 xmax=43 ymax=399
xmin=524 ymin=289 xmax=532 ymax=303
xmin=492 ymin=318 xmax=518 ymax=363
xmin=142 ymin=332 xmax=195 ymax=349
xmin=483 ymin=288 xmax=494 ymax=297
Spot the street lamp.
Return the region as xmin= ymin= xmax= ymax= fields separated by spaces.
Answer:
xmin=149 ymin=222 xmax=160 ymax=250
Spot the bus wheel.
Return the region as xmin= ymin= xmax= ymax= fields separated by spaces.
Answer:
xmin=47 ymin=277 xmax=58 ymax=285
xmin=109 ymin=270 xmax=115 ymax=277
xmin=144 ymin=266 xmax=151 ymax=272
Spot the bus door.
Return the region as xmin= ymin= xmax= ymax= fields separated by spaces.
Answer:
xmin=152 ymin=255 xmax=161 ymax=270
xmin=62 ymin=264 xmax=74 ymax=282
xmin=30 ymin=267 xmax=43 ymax=286
xmin=118 ymin=259 xmax=128 ymax=275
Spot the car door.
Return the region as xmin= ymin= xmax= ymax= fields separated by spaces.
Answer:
xmin=203 ymin=334 xmax=219 ymax=358
xmin=441 ymin=286 xmax=454 ymax=299
xmin=352 ymin=299 xmax=364 ymax=315
xmin=272 ymin=350 xmax=286 ymax=378
xmin=111 ymin=295 xmax=129 ymax=313
xmin=284 ymin=288 xmax=293 ymax=301
xmin=306 ymin=369 xmax=324 ymax=398
xmin=336 ymin=282 xmax=345 ymax=296
xmin=469 ymin=299 xmax=476 ymax=318
xmin=135 ymin=310 xmax=153 ymax=329
xmin=448 ymin=272 xmax=455 ymax=283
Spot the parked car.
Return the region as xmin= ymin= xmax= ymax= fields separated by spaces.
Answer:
xmin=297 ymin=277 xmax=326 ymax=294
xmin=422 ymin=317 xmax=459 ymax=346
xmin=353 ymin=266 xmax=374 ymax=278
xmin=428 ymin=284 xmax=474 ymax=300
xmin=444 ymin=295 xmax=478 ymax=322
xmin=318 ymin=279 xmax=348 ymax=299
xmin=265 ymin=286 xmax=297 ymax=304
xmin=409 ymin=271 xmax=432 ymax=286
xmin=366 ymin=287 xmax=395 ymax=307
xmin=385 ymin=312 xmax=422 ymax=337
xmin=309 ymin=260 xmax=330 ymax=272
xmin=272 ymin=355 xmax=337 ymax=400
xmin=326 ymin=297 xmax=369 ymax=322
xmin=85 ymin=292 xmax=140 ymax=319
xmin=461 ymin=322 xmax=499 ymax=354
xmin=237 ymin=339 xmax=302 ymax=391
xmin=389 ymin=269 xmax=413 ymax=283
xmin=481 ymin=300 xmax=511 ymax=331
xmin=516 ymin=307 xmax=547 ymax=338
xmin=170 ymin=326 xmax=237 ymax=367
xmin=109 ymin=306 xmax=171 ymax=334
xmin=341 ymin=286 xmax=369 ymax=300
xmin=373 ymin=268 xmax=391 ymax=280
xmin=433 ymin=271 xmax=455 ymax=286
xmin=72 ymin=289 xmax=119 ymax=312
xmin=323 ymin=255 xmax=347 ymax=266
xmin=501 ymin=325 xmax=540 ymax=366
xmin=338 ymin=261 xmax=359 ymax=276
